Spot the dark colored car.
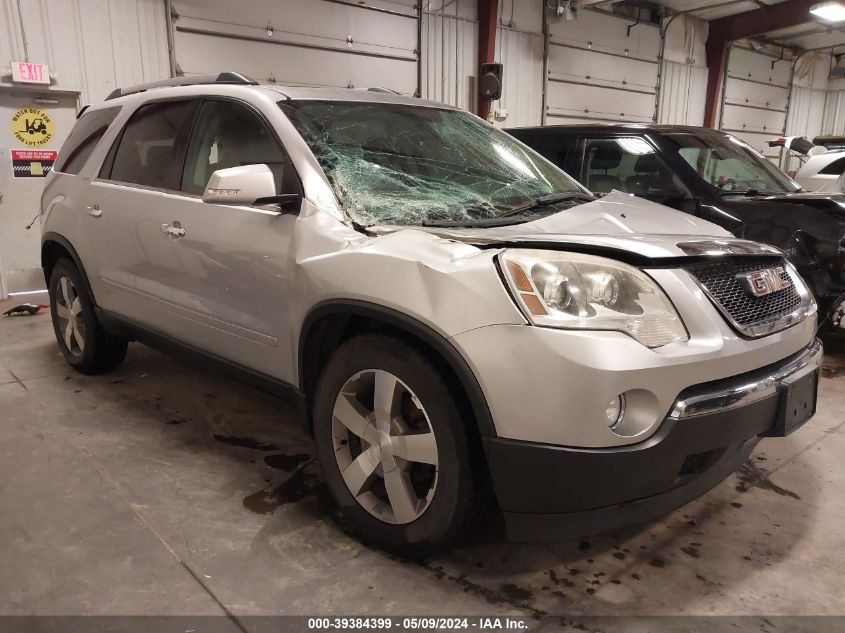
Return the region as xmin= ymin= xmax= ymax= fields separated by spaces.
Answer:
xmin=508 ymin=124 xmax=845 ymax=310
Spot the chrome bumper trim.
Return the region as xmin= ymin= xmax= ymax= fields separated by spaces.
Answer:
xmin=669 ymin=338 xmax=823 ymax=419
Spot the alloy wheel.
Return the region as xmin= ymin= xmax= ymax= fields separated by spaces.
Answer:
xmin=54 ymin=276 xmax=86 ymax=357
xmin=331 ymin=369 xmax=439 ymax=524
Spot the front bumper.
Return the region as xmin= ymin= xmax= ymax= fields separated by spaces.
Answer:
xmin=485 ymin=339 xmax=822 ymax=542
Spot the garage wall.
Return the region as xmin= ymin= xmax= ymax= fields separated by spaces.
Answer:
xmin=421 ymin=3 xmax=709 ymax=129
xmin=659 ymin=61 xmax=707 ymax=125
xmin=421 ymin=1 xmax=477 ymax=110
xmin=546 ymin=10 xmax=660 ymax=125
xmin=822 ymin=91 xmax=845 ymax=136
xmin=172 ymin=0 xmax=419 ymax=94
xmin=0 ymin=0 xmax=170 ymax=104
xmin=783 ymin=53 xmax=830 ymax=172
xmin=420 ymin=0 xmax=543 ymax=127
xmin=493 ymin=7 xmax=544 ymax=128
xmin=718 ymin=45 xmax=792 ymax=160
xmin=657 ymin=14 xmax=707 ymax=125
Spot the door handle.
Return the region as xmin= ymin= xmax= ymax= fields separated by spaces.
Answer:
xmin=161 ymin=221 xmax=186 ymax=238
xmin=86 ymin=204 xmax=102 ymax=218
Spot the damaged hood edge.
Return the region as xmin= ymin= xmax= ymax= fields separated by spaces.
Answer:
xmin=369 ymin=192 xmax=777 ymax=261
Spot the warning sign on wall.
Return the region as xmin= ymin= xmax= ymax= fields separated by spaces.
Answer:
xmin=9 ymin=107 xmax=54 ymax=148
xmin=11 ymin=149 xmax=57 ymax=178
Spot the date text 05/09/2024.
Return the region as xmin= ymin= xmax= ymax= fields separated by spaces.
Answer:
xmin=306 ymin=617 xmax=529 ymax=630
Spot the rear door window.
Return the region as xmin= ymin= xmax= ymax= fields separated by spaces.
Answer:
xmin=105 ymin=100 xmax=195 ymax=190
xmin=55 ymin=106 xmax=121 ymax=175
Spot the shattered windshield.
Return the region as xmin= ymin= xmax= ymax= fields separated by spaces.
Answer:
xmin=280 ymin=101 xmax=585 ymax=226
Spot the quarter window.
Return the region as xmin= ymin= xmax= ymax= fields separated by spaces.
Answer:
xmin=107 ymin=100 xmax=194 ymax=190
xmin=55 ymin=106 xmax=120 ymax=175
xmin=181 ymin=100 xmax=294 ymax=196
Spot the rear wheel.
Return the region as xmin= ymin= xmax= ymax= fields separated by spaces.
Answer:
xmin=313 ymin=334 xmax=478 ymax=555
xmin=49 ymin=258 xmax=128 ymax=374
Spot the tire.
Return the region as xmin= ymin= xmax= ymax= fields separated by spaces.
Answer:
xmin=48 ymin=258 xmax=128 ymax=374
xmin=313 ymin=333 xmax=478 ymax=556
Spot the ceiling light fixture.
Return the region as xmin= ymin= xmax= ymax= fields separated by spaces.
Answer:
xmin=810 ymin=1 xmax=845 ymax=22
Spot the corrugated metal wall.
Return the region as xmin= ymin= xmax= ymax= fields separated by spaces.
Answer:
xmin=493 ymin=19 xmax=544 ymax=127
xmin=420 ymin=0 xmax=543 ymax=127
xmin=783 ymin=54 xmax=830 ymax=171
xmin=0 ymin=0 xmax=170 ymax=105
xmin=658 ymin=61 xmax=707 ymax=125
xmin=421 ymin=2 xmax=477 ymax=110
xmin=822 ymin=91 xmax=845 ymax=136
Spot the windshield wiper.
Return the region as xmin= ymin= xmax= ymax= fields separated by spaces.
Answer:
xmin=497 ymin=191 xmax=595 ymax=219
xmin=720 ymin=188 xmax=781 ymax=197
xmin=418 ymin=192 xmax=595 ymax=229
xmin=420 ymin=216 xmax=530 ymax=228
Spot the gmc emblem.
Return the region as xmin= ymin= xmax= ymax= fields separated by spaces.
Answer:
xmin=737 ymin=267 xmax=790 ymax=297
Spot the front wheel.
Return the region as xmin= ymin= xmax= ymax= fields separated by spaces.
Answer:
xmin=313 ymin=334 xmax=478 ymax=556
xmin=49 ymin=258 xmax=128 ymax=374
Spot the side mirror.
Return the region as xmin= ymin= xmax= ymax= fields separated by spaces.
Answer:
xmin=202 ymin=164 xmax=300 ymax=210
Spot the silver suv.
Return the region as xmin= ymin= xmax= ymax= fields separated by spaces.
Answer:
xmin=41 ymin=73 xmax=821 ymax=554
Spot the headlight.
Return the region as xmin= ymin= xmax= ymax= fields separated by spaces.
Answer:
xmin=499 ymin=249 xmax=688 ymax=348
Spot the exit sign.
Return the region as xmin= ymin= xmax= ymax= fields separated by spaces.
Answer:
xmin=11 ymin=61 xmax=50 ymax=85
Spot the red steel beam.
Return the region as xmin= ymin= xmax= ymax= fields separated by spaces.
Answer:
xmin=477 ymin=0 xmax=498 ymax=120
xmin=703 ymin=0 xmax=820 ymax=127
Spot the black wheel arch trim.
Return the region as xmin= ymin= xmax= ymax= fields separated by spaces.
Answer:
xmin=299 ymin=299 xmax=497 ymax=437
xmin=41 ymin=232 xmax=96 ymax=304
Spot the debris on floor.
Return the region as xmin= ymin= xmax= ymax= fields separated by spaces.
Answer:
xmin=3 ymin=303 xmax=48 ymax=317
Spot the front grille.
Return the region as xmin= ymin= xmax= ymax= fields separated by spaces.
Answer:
xmin=686 ymin=256 xmax=805 ymax=335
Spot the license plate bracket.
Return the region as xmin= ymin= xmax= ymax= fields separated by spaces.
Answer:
xmin=764 ymin=369 xmax=819 ymax=437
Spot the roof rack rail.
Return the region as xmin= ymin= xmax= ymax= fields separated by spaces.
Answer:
xmin=105 ymin=72 xmax=258 ymax=101
xmin=367 ymin=86 xmax=402 ymax=95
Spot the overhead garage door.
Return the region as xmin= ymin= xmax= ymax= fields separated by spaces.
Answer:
xmin=171 ymin=0 xmax=419 ymax=94
xmin=719 ymin=45 xmax=791 ymax=162
xmin=546 ymin=10 xmax=660 ymax=124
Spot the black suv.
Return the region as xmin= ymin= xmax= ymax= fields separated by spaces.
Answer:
xmin=508 ymin=124 xmax=845 ymax=310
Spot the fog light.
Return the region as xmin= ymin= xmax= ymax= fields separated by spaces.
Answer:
xmin=605 ymin=395 xmax=626 ymax=429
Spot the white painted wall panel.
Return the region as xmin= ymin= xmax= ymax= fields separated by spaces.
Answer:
xmin=547 ymin=78 xmax=654 ymax=123
xmin=545 ymin=9 xmax=659 ymax=125
xmin=1 ymin=0 xmax=170 ymax=104
xmin=172 ymin=0 xmax=418 ymax=93
xmin=421 ymin=6 xmax=476 ymax=110
xmin=784 ymin=86 xmax=827 ymax=171
xmin=548 ymin=9 xmax=660 ymax=59
xmin=727 ymin=47 xmax=792 ymax=86
xmin=658 ymin=61 xmax=706 ymax=125
xmin=493 ymin=19 xmax=543 ymax=127
xmin=420 ymin=0 xmax=542 ymax=126
xmin=720 ymin=47 xmax=790 ymax=162
xmin=822 ymin=91 xmax=845 ymax=136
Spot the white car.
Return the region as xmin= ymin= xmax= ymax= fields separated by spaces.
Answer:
xmin=768 ymin=136 xmax=845 ymax=193
xmin=41 ymin=73 xmax=821 ymax=553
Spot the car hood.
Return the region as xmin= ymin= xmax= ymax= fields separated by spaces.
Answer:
xmin=725 ymin=190 xmax=845 ymax=216
xmin=374 ymin=191 xmax=743 ymax=259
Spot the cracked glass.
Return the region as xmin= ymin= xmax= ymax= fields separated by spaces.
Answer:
xmin=281 ymin=101 xmax=584 ymax=226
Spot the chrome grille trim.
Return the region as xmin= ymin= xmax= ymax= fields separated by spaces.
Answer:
xmin=669 ymin=338 xmax=822 ymax=419
xmin=685 ymin=257 xmax=816 ymax=337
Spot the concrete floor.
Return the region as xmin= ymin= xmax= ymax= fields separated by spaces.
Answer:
xmin=3 ymin=297 xmax=845 ymax=622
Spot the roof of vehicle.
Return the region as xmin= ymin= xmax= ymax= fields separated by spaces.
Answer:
xmin=101 ymin=72 xmax=456 ymax=111
xmin=507 ymin=123 xmax=729 ymax=137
